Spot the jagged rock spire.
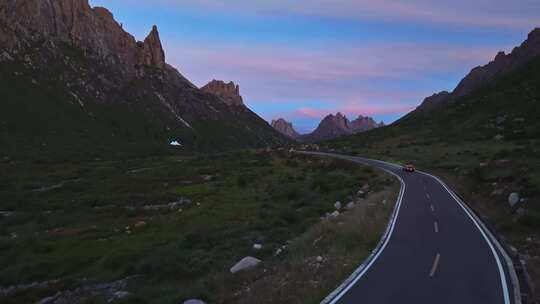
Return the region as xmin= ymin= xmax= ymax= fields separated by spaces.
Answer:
xmin=140 ymin=25 xmax=165 ymax=68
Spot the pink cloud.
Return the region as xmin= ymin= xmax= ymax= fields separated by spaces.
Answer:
xmin=166 ymin=40 xmax=499 ymax=103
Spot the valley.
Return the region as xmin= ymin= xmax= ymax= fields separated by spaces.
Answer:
xmin=1 ymin=0 xmax=540 ymax=303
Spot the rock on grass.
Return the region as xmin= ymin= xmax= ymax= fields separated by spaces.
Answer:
xmin=230 ymin=256 xmax=261 ymax=274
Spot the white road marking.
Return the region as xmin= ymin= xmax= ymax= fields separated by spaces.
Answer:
xmin=430 ymin=204 xmax=435 ymax=212
xmin=434 ymin=221 xmax=439 ymax=233
xmin=430 ymin=253 xmax=441 ymax=277
xmin=421 ymin=172 xmax=511 ymax=304
xmin=426 ymin=193 xmax=431 ymax=200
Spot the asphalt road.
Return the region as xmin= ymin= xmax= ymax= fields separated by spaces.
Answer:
xmin=301 ymin=152 xmax=519 ymax=304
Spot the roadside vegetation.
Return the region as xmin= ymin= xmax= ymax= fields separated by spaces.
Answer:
xmin=0 ymin=150 xmax=397 ymax=304
xmin=324 ymin=55 xmax=540 ymax=302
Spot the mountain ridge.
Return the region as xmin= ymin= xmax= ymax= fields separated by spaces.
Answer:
xmin=0 ymin=0 xmax=287 ymax=159
xmin=409 ymin=27 xmax=540 ymax=117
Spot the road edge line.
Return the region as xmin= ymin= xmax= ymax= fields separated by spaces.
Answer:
xmin=422 ymin=171 xmax=520 ymax=304
xmin=298 ymin=152 xmax=406 ymax=304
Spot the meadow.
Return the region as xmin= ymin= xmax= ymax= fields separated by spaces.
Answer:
xmin=0 ymin=150 xmax=397 ymax=304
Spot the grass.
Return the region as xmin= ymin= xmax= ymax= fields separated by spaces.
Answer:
xmin=216 ymin=185 xmax=398 ymax=304
xmin=0 ymin=150 xmax=397 ymax=304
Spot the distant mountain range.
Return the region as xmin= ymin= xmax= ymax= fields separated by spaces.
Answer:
xmin=271 ymin=113 xmax=384 ymax=142
xmin=0 ymin=0 xmax=287 ymax=159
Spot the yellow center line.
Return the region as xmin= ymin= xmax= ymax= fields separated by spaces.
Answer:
xmin=429 ymin=253 xmax=441 ymax=277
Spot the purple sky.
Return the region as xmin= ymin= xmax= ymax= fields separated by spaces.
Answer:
xmin=91 ymin=0 xmax=540 ymax=133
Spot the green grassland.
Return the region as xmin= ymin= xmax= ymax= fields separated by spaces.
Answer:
xmin=0 ymin=150 xmax=397 ymax=303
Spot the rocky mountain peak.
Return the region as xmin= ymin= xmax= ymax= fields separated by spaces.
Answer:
xmin=299 ymin=112 xmax=382 ymax=142
xmin=323 ymin=112 xmax=349 ymax=130
xmin=271 ymin=118 xmax=300 ymax=139
xmin=0 ymin=0 xmax=173 ymax=72
xmin=528 ymin=27 xmax=540 ymax=41
xmin=350 ymin=115 xmax=385 ymax=132
xmin=494 ymin=51 xmax=506 ymax=61
xmin=140 ymin=25 xmax=165 ymax=68
xmin=201 ymin=80 xmax=244 ymax=106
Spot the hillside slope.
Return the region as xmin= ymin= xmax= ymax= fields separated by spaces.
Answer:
xmin=0 ymin=0 xmax=287 ymax=160
xmin=408 ymin=28 xmax=540 ymax=117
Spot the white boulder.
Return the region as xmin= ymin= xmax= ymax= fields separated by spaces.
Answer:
xmin=230 ymin=256 xmax=261 ymax=273
xmin=508 ymin=192 xmax=520 ymax=207
xmin=334 ymin=201 xmax=342 ymax=210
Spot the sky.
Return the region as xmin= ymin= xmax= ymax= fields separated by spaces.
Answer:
xmin=90 ymin=0 xmax=540 ymax=134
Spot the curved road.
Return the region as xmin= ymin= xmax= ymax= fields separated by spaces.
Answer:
xmin=301 ymin=152 xmax=520 ymax=304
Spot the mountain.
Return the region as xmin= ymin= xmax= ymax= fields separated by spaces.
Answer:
xmin=271 ymin=118 xmax=300 ymax=139
xmin=409 ymin=27 xmax=540 ymax=116
xmin=201 ymin=80 xmax=244 ymax=107
xmin=349 ymin=115 xmax=385 ymax=132
xmin=0 ymin=0 xmax=287 ymax=160
xmin=299 ymin=113 xmax=383 ymax=142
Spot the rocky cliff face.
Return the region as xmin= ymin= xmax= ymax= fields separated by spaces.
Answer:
xmin=410 ymin=28 xmax=540 ymax=116
xmin=349 ymin=115 xmax=385 ymax=132
xmin=454 ymin=28 xmax=540 ymax=98
xmin=271 ymin=118 xmax=300 ymax=139
xmin=201 ymin=80 xmax=244 ymax=106
xmin=0 ymin=0 xmax=167 ymax=72
xmin=300 ymin=113 xmax=383 ymax=142
xmin=0 ymin=0 xmax=287 ymax=155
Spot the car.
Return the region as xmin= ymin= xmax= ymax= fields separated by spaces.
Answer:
xmin=403 ymin=164 xmax=416 ymax=173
